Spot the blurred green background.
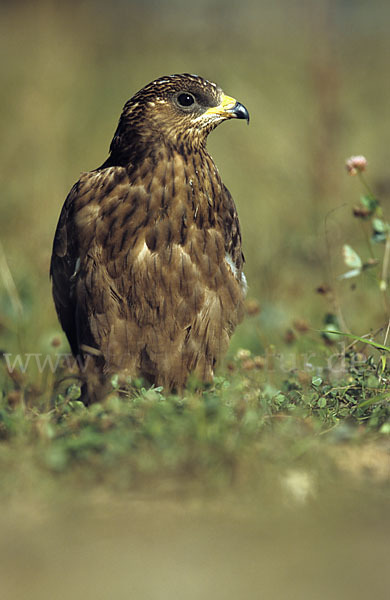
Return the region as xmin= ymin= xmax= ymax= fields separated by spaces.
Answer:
xmin=1 ymin=0 xmax=390 ymax=352
xmin=1 ymin=3 xmax=390 ymax=597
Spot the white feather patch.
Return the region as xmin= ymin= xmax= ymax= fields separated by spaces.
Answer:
xmin=225 ymin=254 xmax=247 ymax=294
xmin=136 ymin=242 xmax=151 ymax=262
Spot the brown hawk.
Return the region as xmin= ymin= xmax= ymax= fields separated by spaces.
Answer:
xmin=50 ymin=74 xmax=249 ymax=401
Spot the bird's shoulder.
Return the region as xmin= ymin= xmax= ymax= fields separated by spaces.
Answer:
xmin=51 ymin=166 xmax=128 ymax=260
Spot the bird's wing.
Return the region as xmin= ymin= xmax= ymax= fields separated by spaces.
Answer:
xmin=50 ymin=182 xmax=81 ymax=357
xmin=221 ymin=184 xmax=245 ymax=273
xmin=51 ymin=167 xmax=140 ymax=367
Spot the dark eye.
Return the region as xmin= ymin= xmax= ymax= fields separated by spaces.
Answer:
xmin=177 ymin=93 xmax=195 ymax=107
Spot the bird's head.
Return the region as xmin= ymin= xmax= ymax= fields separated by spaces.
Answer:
xmin=109 ymin=73 xmax=249 ymax=160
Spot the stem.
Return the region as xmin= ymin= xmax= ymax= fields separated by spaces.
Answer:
xmin=360 ymin=220 xmax=376 ymax=261
xmin=358 ymin=172 xmax=376 ymax=198
xmin=383 ymin=318 xmax=390 ymax=347
xmin=324 ymin=206 xmax=350 ymax=334
xmin=358 ymin=171 xmax=390 ymax=315
xmin=381 ymin=232 xmax=390 ymax=316
xmin=0 ymin=240 xmax=25 ymax=354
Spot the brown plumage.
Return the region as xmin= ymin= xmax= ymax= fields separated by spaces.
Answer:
xmin=50 ymin=73 xmax=249 ymax=401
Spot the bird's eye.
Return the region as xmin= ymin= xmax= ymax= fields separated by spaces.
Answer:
xmin=177 ymin=93 xmax=195 ymax=107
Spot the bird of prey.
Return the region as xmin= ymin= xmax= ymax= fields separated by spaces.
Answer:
xmin=51 ymin=73 xmax=249 ymax=402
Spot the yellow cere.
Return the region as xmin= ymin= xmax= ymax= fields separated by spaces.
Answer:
xmin=205 ymin=94 xmax=237 ymax=116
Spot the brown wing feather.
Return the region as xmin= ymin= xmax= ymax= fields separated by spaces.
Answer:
xmin=50 ymin=183 xmax=80 ymax=357
xmin=220 ymin=183 xmax=245 ymax=272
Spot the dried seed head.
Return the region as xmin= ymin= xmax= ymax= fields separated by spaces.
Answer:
xmin=245 ymin=298 xmax=261 ymax=316
xmin=241 ymin=359 xmax=255 ymax=371
xmin=316 ymin=284 xmax=332 ymax=295
xmin=293 ymin=318 xmax=310 ymax=333
xmin=236 ymin=348 xmax=251 ymax=361
xmin=284 ymin=328 xmax=296 ymax=344
xmin=253 ymin=356 xmax=266 ymax=369
xmin=353 ymin=205 xmax=371 ymax=218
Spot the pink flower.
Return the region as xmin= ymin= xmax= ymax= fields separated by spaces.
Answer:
xmin=345 ymin=155 xmax=367 ymax=175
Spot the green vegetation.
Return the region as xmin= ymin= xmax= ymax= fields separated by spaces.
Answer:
xmin=1 ymin=352 xmax=389 ymax=488
xmin=0 ymin=2 xmax=389 ymax=598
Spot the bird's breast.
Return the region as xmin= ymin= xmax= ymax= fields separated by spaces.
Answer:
xmin=75 ymin=154 xmax=244 ymax=300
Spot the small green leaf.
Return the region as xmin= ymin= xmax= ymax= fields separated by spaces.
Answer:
xmin=358 ymin=393 xmax=389 ymax=408
xmin=274 ymin=393 xmax=286 ymax=404
xmin=68 ymin=400 xmax=85 ymax=411
xmin=311 ymin=376 xmax=322 ymax=387
xmin=371 ymin=232 xmax=387 ymax=244
xmin=379 ymin=422 xmax=390 ymax=435
xmin=322 ymin=324 xmax=343 ymax=342
xmin=318 ymin=397 xmax=327 ymax=408
xmin=342 ymin=244 xmax=362 ymax=269
xmin=320 ymin=330 xmax=390 ymax=353
xmin=110 ymin=374 xmax=120 ymax=389
xmin=339 ymin=268 xmax=362 ymax=280
xmin=372 ymin=218 xmax=388 ymax=233
xmin=66 ymin=384 xmax=81 ymax=400
xmin=372 ymin=218 xmax=388 ymax=242
xmin=361 ymin=194 xmax=379 ymax=213
xmin=366 ymin=375 xmax=380 ymax=389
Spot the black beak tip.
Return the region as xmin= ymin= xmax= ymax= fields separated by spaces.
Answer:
xmin=233 ymin=101 xmax=250 ymax=124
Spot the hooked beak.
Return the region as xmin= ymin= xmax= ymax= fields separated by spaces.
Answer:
xmin=231 ymin=101 xmax=250 ymax=123
xmin=204 ymin=93 xmax=250 ymax=124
